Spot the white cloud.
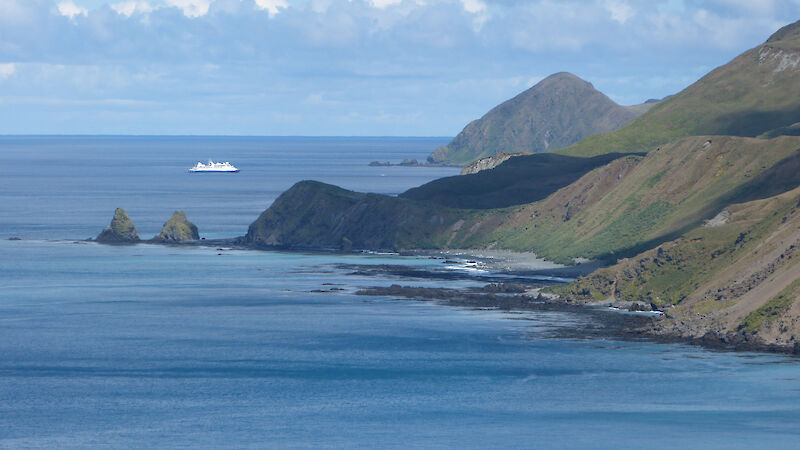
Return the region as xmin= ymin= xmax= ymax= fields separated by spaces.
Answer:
xmin=0 ymin=63 xmax=16 ymax=80
xmin=460 ymin=0 xmax=486 ymax=14
xmin=604 ymin=0 xmax=635 ymax=24
xmin=57 ymin=1 xmax=88 ymax=19
xmin=111 ymin=1 xmax=154 ymax=17
xmin=370 ymin=0 xmax=402 ymax=9
xmin=254 ymin=0 xmax=289 ymax=17
xmin=164 ymin=0 xmax=210 ymax=18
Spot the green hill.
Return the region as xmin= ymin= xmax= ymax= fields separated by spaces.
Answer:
xmin=458 ymin=136 xmax=800 ymax=263
xmin=558 ymin=19 xmax=800 ymax=158
xmin=428 ymin=72 xmax=652 ymax=165
xmin=555 ymin=184 xmax=800 ymax=351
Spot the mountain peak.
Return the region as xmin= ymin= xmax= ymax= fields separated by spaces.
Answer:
xmin=766 ymin=19 xmax=800 ymax=43
xmin=534 ymin=72 xmax=595 ymax=90
xmin=427 ymin=72 xmax=646 ymax=165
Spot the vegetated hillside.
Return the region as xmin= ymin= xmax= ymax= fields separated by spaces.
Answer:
xmin=557 ymin=19 xmax=800 ymax=158
xmin=401 ymin=152 xmax=638 ymax=210
xmin=239 ymin=180 xmax=466 ymax=251
xmin=242 ymin=136 xmax=800 ymax=263
xmin=451 ymin=136 xmax=800 ymax=264
xmin=555 ymin=185 xmax=800 ymax=352
xmin=427 ymin=72 xmax=652 ymax=165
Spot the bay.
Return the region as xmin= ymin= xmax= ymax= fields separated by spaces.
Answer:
xmin=1 ymin=137 xmax=800 ymax=449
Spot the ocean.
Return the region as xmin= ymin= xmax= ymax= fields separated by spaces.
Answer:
xmin=1 ymin=136 xmax=800 ymax=448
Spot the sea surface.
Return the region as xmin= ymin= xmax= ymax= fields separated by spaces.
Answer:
xmin=2 ymin=136 xmax=800 ymax=449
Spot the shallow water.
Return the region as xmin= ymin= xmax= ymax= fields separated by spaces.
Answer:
xmin=1 ymin=137 xmax=800 ymax=448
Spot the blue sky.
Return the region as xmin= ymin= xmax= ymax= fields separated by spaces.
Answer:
xmin=0 ymin=0 xmax=797 ymax=135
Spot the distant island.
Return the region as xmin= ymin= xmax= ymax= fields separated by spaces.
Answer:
xmin=94 ymin=20 xmax=800 ymax=355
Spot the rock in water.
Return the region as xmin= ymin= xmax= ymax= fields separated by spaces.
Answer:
xmin=153 ymin=211 xmax=199 ymax=243
xmin=96 ymin=208 xmax=140 ymax=243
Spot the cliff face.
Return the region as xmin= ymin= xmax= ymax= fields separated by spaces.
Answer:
xmin=153 ymin=211 xmax=199 ymax=243
xmin=96 ymin=208 xmax=140 ymax=243
xmin=428 ymin=72 xmax=652 ymax=165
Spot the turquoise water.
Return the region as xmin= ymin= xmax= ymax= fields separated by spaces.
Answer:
xmin=2 ymin=137 xmax=800 ymax=448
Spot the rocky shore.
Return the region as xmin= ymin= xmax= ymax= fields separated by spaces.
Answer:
xmin=88 ymin=207 xmax=800 ymax=356
xmin=351 ymin=279 xmax=800 ymax=355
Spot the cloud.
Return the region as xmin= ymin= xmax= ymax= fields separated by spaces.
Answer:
xmin=164 ymin=0 xmax=211 ymax=18
xmin=604 ymin=0 xmax=634 ymax=24
xmin=370 ymin=0 xmax=402 ymax=8
xmin=0 ymin=0 xmax=798 ymax=135
xmin=0 ymin=63 xmax=16 ymax=80
xmin=111 ymin=1 xmax=154 ymax=17
xmin=460 ymin=0 xmax=486 ymax=14
xmin=254 ymin=0 xmax=289 ymax=17
xmin=57 ymin=0 xmax=88 ymax=19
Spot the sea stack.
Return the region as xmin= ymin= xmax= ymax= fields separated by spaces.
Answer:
xmin=153 ymin=211 xmax=199 ymax=243
xmin=96 ymin=208 xmax=141 ymax=243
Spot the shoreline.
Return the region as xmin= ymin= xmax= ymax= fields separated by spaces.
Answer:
xmin=23 ymin=237 xmax=800 ymax=356
xmin=353 ymin=283 xmax=800 ymax=356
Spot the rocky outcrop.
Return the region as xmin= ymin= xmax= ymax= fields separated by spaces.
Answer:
xmin=428 ymin=72 xmax=653 ymax=165
xmin=460 ymin=152 xmax=526 ymax=175
xmin=153 ymin=211 xmax=199 ymax=243
xmin=96 ymin=208 xmax=140 ymax=243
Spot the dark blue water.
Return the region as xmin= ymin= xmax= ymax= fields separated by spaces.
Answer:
xmin=2 ymin=137 xmax=800 ymax=448
xmin=0 ymin=136 xmax=457 ymax=239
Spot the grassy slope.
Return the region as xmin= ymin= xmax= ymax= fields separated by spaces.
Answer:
xmin=553 ymin=185 xmax=800 ymax=349
xmin=401 ymin=152 xmax=638 ymax=210
xmin=445 ymin=136 xmax=800 ymax=263
xmin=556 ymin=21 xmax=800 ymax=158
xmin=244 ymin=136 xmax=800 ymax=266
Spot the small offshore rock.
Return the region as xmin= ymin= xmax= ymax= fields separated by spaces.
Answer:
xmin=96 ymin=208 xmax=140 ymax=243
xmin=153 ymin=211 xmax=199 ymax=243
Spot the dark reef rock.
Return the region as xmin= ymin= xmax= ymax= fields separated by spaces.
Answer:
xmin=96 ymin=208 xmax=140 ymax=243
xmin=152 ymin=211 xmax=199 ymax=243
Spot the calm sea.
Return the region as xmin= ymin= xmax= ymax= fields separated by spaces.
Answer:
xmin=1 ymin=136 xmax=800 ymax=448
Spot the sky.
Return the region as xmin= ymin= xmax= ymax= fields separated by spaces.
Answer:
xmin=0 ymin=0 xmax=798 ymax=136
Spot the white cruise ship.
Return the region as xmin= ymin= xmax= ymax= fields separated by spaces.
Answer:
xmin=188 ymin=160 xmax=239 ymax=173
